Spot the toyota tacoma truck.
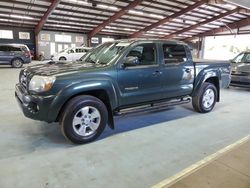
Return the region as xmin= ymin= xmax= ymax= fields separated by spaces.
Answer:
xmin=15 ymin=39 xmax=231 ymax=144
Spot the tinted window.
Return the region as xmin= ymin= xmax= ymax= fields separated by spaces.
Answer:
xmin=163 ymin=44 xmax=187 ymax=64
xmin=76 ymin=48 xmax=86 ymax=53
xmin=0 ymin=46 xmax=8 ymax=51
xmin=126 ymin=43 xmax=156 ymax=66
xmin=8 ymin=46 xmax=21 ymax=52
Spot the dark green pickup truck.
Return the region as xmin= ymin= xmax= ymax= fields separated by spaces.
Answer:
xmin=15 ymin=39 xmax=231 ymax=144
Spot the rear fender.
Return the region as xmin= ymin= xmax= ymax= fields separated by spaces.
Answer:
xmin=192 ymin=70 xmax=221 ymax=101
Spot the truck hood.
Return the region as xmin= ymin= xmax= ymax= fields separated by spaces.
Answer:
xmin=25 ymin=61 xmax=106 ymax=76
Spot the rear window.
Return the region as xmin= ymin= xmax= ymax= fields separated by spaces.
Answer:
xmin=0 ymin=46 xmax=8 ymax=51
xmin=20 ymin=46 xmax=29 ymax=52
xmin=163 ymin=44 xmax=187 ymax=64
xmin=0 ymin=45 xmax=29 ymax=52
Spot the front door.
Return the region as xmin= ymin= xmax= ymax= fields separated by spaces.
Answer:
xmin=117 ymin=43 xmax=162 ymax=107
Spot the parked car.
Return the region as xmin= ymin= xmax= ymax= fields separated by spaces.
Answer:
xmin=15 ymin=39 xmax=231 ymax=144
xmin=51 ymin=46 xmax=92 ymax=61
xmin=230 ymin=51 xmax=250 ymax=88
xmin=0 ymin=44 xmax=31 ymax=68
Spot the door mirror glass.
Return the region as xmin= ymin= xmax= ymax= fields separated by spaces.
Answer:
xmin=123 ymin=56 xmax=139 ymax=67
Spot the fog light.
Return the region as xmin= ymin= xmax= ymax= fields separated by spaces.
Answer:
xmin=28 ymin=102 xmax=39 ymax=114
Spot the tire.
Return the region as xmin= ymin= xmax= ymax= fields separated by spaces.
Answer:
xmin=11 ymin=58 xmax=23 ymax=68
xmin=60 ymin=95 xmax=108 ymax=144
xmin=59 ymin=57 xmax=66 ymax=61
xmin=192 ymin=82 xmax=217 ymax=113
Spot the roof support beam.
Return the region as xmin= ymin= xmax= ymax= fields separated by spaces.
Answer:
xmin=186 ymin=17 xmax=250 ymax=40
xmin=87 ymin=0 xmax=143 ymax=39
xmin=34 ymin=0 xmax=61 ymax=35
xmin=129 ymin=0 xmax=207 ymax=38
xmin=163 ymin=8 xmax=239 ymax=39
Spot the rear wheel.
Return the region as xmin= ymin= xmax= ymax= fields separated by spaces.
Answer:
xmin=192 ymin=82 xmax=217 ymax=113
xmin=60 ymin=95 xmax=108 ymax=144
xmin=59 ymin=57 xmax=66 ymax=61
xmin=11 ymin=58 xmax=23 ymax=68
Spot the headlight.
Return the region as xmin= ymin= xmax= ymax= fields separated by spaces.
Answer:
xmin=29 ymin=76 xmax=56 ymax=92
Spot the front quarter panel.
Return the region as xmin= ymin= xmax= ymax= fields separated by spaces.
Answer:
xmin=47 ymin=78 xmax=118 ymax=122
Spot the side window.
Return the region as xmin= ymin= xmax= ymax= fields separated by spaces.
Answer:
xmin=126 ymin=43 xmax=156 ymax=66
xmin=8 ymin=46 xmax=21 ymax=52
xmin=76 ymin=48 xmax=85 ymax=53
xmin=233 ymin=53 xmax=244 ymax=63
xmin=163 ymin=44 xmax=187 ymax=64
xmin=68 ymin=49 xmax=74 ymax=53
xmin=244 ymin=53 xmax=250 ymax=63
xmin=0 ymin=46 xmax=8 ymax=51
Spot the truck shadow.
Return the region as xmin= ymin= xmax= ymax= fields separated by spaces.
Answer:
xmin=38 ymin=104 xmax=195 ymax=146
xmin=97 ymin=105 xmax=195 ymax=141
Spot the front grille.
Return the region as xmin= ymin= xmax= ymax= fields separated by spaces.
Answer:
xmin=19 ymin=69 xmax=30 ymax=90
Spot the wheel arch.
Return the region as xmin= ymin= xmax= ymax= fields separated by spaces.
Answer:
xmin=204 ymin=76 xmax=220 ymax=102
xmin=56 ymin=89 xmax=115 ymax=129
xmin=59 ymin=56 xmax=66 ymax=60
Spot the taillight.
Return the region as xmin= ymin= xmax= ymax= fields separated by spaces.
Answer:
xmin=25 ymin=51 xmax=31 ymax=57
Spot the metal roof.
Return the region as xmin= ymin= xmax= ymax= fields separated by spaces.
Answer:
xmin=0 ymin=0 xmax=249 ymax=41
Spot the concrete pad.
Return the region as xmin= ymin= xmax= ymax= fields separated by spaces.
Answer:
xmin=167 ymin=140 xmax=250 ymax=188
xmin=169 ymin=161 xmax=250 ymax=188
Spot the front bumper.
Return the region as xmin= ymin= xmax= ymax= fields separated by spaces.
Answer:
xmin=15 ymin=83 xmax=56 ymax=122
xmin=230 ymin=74 xmax=250 ymax=88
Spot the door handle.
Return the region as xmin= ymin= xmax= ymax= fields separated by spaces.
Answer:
xmin=152 ymin=70 xmax=162 ymax=76
xmin=185 ymin=68 xmax=191 ymax=73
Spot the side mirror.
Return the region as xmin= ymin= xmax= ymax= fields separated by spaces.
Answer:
xmin=123 ymin=56 xmax=139 ymax=68
xmin=229 ymin=59 xmax=235 ymax=63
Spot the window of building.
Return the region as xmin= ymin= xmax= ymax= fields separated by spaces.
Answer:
xmin=163 ymin=44 xmax=187 ymax=64
xmin=0 ymin=30 xmax=13 ymax=39
xmin=19 ymin=32 xmax=30 ymax=40
xmin=55 ymin=34 xmax=72 ymax=43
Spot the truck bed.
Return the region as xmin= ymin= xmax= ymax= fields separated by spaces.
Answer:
xmin=193 ymin=58 xmax=231 ymax=89
xmin=193 ymin=58 xmax=229 ymax=65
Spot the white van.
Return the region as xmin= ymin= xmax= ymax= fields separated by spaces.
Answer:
xmin=51 ymin=46 xmax=92 ymax=61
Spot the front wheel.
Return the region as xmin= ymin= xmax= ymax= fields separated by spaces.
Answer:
xmin=60 ymin=95 xmax=108 ymax=144
xmin=192 ymin=82 xmax=217 ymax=113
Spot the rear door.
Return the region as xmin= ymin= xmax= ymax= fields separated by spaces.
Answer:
xmin=160 ymin=43 xmax=195 ymax=99
xmin=117 ymin=43 xmax=162 ymax=106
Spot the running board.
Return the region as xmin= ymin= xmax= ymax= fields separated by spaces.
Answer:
xmin=114 ymin=97 xmax=191 ymax=116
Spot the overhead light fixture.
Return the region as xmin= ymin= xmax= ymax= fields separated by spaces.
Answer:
xmin=98 ymin=4 xmax=118 ymax=10
xmin=128 ymin=10 xmax=144 ymax=15
xmin=10 ymin=14 xmax=34 ymax=20
xmin=0 ymin=18 xmax=9 ymax=22
xmin=68 ymin=0 xmax=89 ymax=5
xmin=149 ymin=14 xmax=164 ymax=19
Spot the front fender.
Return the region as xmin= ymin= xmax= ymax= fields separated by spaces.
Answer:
xmin=46 ymin=79 xmax=118 ymax=122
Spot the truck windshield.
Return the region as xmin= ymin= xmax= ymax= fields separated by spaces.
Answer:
xmin=81 ymin=42 xmax=130 ymax=64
